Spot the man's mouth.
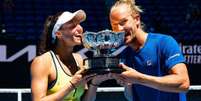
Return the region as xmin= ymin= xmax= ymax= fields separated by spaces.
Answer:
xmin=125 ymin=31 xmax=131 ymax=37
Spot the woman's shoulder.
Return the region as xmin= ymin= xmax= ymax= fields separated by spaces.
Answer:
xmin=34 ymin=51 xmax=51 ymax=62
xmin=31 ymin=51 xmax=52 ymax=72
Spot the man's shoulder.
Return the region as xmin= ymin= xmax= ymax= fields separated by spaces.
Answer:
xmin=149 ymin=33 xmax=172 ymax=39
xmin=149 ymin=33 xmax=176 ymax=43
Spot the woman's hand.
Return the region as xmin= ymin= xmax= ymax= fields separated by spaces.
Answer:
xmin=70 ymin=69 xmax=96 ymax=87
xmin=91 ymin=73 xmax=114 ymax=86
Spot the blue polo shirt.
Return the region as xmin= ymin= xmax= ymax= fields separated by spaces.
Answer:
xmin=120 ymin=33 xmax=186 ymax=101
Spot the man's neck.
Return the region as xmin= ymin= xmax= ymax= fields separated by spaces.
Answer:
xmin=129 ymin=31 xmax=148 ymax=52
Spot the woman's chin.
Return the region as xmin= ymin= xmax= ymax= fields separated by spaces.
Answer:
xmin=76 ymin=40 xmax=82 ymax=45
xmin=73 ymin=38 xmax=82 ymax=44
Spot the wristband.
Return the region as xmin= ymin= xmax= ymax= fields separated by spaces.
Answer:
xmin=69 ymin=81 xmax=76 ymax=89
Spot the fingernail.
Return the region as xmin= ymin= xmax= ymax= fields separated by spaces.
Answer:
xmin=119 ymin=62 xmax=124 ymax=65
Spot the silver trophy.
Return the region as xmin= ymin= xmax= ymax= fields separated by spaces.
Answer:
xmin=82 ymin=29 xmax=125 ymax=74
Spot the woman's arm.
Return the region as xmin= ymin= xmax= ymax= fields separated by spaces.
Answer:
xmin=82 ymin=83 xmax=99 ymax=101
xmin=82 ymin=74 xmax=115 ymax=101
xmin=31 ymin=56 xmax=76 ymax=101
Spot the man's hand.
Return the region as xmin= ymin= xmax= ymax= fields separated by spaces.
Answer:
xmin=113 ymin=63 xmax=142 ymax=85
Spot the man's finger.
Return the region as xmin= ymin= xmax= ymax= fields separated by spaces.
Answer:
xmin=119 ymin=63 xmax=132 ymax=71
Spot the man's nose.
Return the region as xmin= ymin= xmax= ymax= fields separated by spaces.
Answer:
xmin=117 ymin=25 xmax=124 ymax=31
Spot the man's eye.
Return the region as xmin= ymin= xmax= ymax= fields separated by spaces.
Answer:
xmin=119 ymin=20 xmax=126 ymax=26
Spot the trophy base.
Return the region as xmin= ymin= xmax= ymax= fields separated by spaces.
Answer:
xmin=83 ymin=68 xmax=124 ymax=75
xmin=83 ymin=57 xmax=125 ymax=75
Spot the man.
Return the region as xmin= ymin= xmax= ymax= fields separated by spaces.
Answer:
xmin=110 ymin=0 xmax=190 ymax=101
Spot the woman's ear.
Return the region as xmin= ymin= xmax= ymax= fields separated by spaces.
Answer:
xmin=55 ymin=31 xmax=62 ymax=39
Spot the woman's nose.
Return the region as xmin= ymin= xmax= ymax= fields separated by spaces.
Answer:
xmin=76 ymin=24 xmax=83 ymax=34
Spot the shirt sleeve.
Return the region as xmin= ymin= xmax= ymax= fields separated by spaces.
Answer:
xmin=160 ymin=35 xmax=185 ymax=70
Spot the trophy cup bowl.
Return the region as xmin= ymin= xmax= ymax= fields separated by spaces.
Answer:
xmin=82 ymin=29 xmax=125 ymax=74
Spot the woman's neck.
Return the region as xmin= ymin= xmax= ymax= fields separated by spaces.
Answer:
xmin=54 ymin=46 xmax=79 ymax=75
xmin=54 ymin=43 xmax=74 ymax=64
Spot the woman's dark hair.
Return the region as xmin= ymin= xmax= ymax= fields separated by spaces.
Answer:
xmin=37 ymin=12 xmax=63 ymax=56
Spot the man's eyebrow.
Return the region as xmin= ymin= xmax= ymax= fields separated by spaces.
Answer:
xmin=120 ymin=18 xmax=127 ymax=22
xmin=119 ymin=18 xmax=127 ymax=24
xmin=112 ymin=18 xmax=127 ymax=25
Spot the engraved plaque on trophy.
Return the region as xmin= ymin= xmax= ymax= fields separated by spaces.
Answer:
xmin=82 ymin=29 xmax=125 ymax=74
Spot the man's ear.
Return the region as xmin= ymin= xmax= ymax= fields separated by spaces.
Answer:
xmin=134 ymin=14 xmax=140 ymax=22
xmin=133 ymin=14 xmax=141 ymax=29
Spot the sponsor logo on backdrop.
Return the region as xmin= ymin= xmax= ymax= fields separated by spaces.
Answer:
xmin=1 ymin=44 xmax=201 ymax=64
xmin=180 ymin=43 xmax=201 ymax=64
xmin=0 ymin=45 xmax=36 ymax=62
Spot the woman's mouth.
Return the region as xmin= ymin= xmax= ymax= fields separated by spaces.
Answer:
xmin=76 ymin=34 xmax=83 ymax=41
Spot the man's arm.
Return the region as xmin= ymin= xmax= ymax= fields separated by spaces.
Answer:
xmin=119 ymin=63 xmax=190 ymax=93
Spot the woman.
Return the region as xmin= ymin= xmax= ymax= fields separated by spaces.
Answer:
xmin=31 ymin=9 xmax=111 ymax=101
